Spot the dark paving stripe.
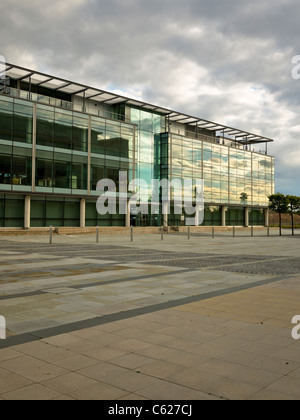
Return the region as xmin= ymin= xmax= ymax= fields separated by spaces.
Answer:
xmin=0 ymin=274 xmax=290 ymax=349
xmin=0 ymin=269 xmax=192 ymax=300
xmin=0 ymin=291 xmax=48 ymax=301
xmin=0 ymin=257 xmax=66 ymax=265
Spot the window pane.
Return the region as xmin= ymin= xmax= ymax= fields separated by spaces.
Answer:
xmin=37 ymin=105 xmax=54 ymax=147
xmin=0 ymin=154 xmax=11 ymax=184
xmin=91 ymin=117 xmax=105 ymax=154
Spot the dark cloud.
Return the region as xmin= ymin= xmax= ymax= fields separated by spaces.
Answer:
xmin=0 ymin=0 xmax=300 ymax=193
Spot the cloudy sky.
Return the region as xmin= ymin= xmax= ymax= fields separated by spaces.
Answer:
xmin=1 ymin=0 xmax=299 ymax=194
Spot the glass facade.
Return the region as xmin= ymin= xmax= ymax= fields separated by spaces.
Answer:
xmin=130 ymin=108 xmax=165 ymax=201
xmin=0 ymin=95 xmax=33 ymax=144
xmin=36 ymin=105 xmax=88 ymax=193
xmin=158 ymin=133 xmax=274 ymax=209
xmin=90 ymin=116 xmax=134 ymax=192
xmin=0 ymin=96 xmax=32 ymax=192
xmin=0 ymin=77 xmax=275 ymax=228
xmin=0 ymin=93 xmax=135 ymax=227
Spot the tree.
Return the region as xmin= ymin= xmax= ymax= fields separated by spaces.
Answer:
xmin=268 ymin=193 xmax=289 ymax=236
xmin=287 ymin=195 xmax=300 ymax=236
xmin=240 ymin=192 xmax=248 ymax=204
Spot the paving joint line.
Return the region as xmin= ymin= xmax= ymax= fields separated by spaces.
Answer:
xmin=0 ymin=273 xmax=293 ymax=350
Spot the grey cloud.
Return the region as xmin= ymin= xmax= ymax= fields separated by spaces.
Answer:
xmin=0 ymin=0 xmax=300 ymax=194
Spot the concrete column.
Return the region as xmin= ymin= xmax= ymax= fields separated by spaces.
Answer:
xmin=221 ymin=206 xmax=226 ymax=227
xmin=132 ymin=126 xmax=136 ymax=181
xmin=80 ymin=198 xmax=86 ymax=228
xmin=264 ymin=208 xmax=269 ymax=227
xmin=87 ymin=115 xmax=91 ymax=196
xmin=31 ymin=103 xmax=37 ymax=192
xmin=24 ymin=196 xmax=31 ymax=230
xmin=245 ymin=207 xmax=249 ymax=228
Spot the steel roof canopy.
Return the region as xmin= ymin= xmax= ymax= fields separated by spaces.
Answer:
xmin=3 ymin=63 xmax=274 ymax=145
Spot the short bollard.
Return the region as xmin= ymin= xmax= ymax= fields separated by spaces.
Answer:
xmin=233 ymin=225 xmax=236 ymax=237
xmin=161 ymin=226 xmax=164 ymax=241
xmin=188 ymin=226 xmax=191 ymax=240
xmin=131 ymin=226 xmax=133 ymax=242
xmin=212 ymin=226 xmax=215 ymax=239
xmin=267 ymin=225 xmax=270 ymax=237
xmin=251 ymin=225 xmax=254 ymax=237
xmin=96 ymin=226 xmax=99 ymax=243
xmin=49 ymin=226 xmax=53 ymax=245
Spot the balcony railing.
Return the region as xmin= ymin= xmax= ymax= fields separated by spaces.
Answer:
xmin=0 ymin=87 xmax=127 ymax=122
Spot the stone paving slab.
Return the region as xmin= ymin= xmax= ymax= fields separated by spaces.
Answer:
xmin=0 ymin=234 xmax=300 ymax=400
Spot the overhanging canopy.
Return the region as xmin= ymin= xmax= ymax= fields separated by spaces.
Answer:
xmin=2 ymin=63 xmax=274 ymax=145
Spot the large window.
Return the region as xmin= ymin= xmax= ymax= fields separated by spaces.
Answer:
xmin=36 ymin=105 xmax=54 ymax=148
xmin=130 ymin=108 xmax=164 ymax=193
xmin=54 ymin=109 xmax=72 ymax=150
xmin=0 ymin=148 xmax=31 ymax=187
xmin=36 ymin=156 xmax=53 ymax=188
xmin=37 ymin=105 xmax=88 ymax=152
xmin=0 ymin=195 xmax=24 ymax=227
xmin=36 ymin=105 xmax=88 ymax=193
xmin=91 ymin=116 xmax=133 ymax=158
xmin=249 ymin=208 xmax=265 ymax=226
xmin=72 ymin=113 xmax=88 ymax=152
xmin=36 ymin=154 xmax=87 ymax=191
xmin=0 ymin=97 xmax=13 ymax=141
xmin=252 ymin=154 xmax=273 ymax=206
xmin=226 ymin=207 xmax=245 ymax=226
xmin=31 ymin=197 xmax=80 ymax=227
xmin=12 ymin=154 xmax=32 ymax=186
xmin=203 ymin=206 xmax=222 ymax=226
xmin=90 ymin=116 xmax=133 ymax=194
xmin=91 ymin=117 xmax=105 ymax=155
xmin=13 ymin=101 xmax=33 ymax=144
xmin=0 ymin=152 xmax=11 ymax=185
xmin=0 ymin=96 xmax=33 ymax=144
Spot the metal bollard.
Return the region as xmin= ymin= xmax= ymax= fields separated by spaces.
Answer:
xmin=96 ymin=226 xmax=99 ymax=243
xmin=49 ymin=226 xmax=53 ymax=245
xmin=251 ymin=225 xmax=254 ymax=237
xmin=161 ymin=226 xmax=164 ymax=241
xmin=188 ymin=226 xmax=191 ymax=240
xmin=267 ymin=225 xmax=270 ymax=237
xmin=233 ymin=225 xmax=235 ymax=237
xmin=131 ymin=226 xmax=133 ymax=242
xmin=212 ymin=226 xmax=215 ymax=239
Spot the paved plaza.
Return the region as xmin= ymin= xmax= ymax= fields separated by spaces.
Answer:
xmin=0 ymin=230 xmax=300 ymax=400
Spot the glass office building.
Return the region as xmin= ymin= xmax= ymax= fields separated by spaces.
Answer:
xmin=0 ymin=64 xmax=274 ymax=228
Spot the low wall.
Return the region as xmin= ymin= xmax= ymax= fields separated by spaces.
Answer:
xmin=0 ymin=225 xmax=270 ymax=236
xmin=55 ymin=227 xmax=163 ymax=235
xmin=269 ymin=212 xmax=300 ymax=226
xmin=176 ymin=226 xmax=268 ymax=233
